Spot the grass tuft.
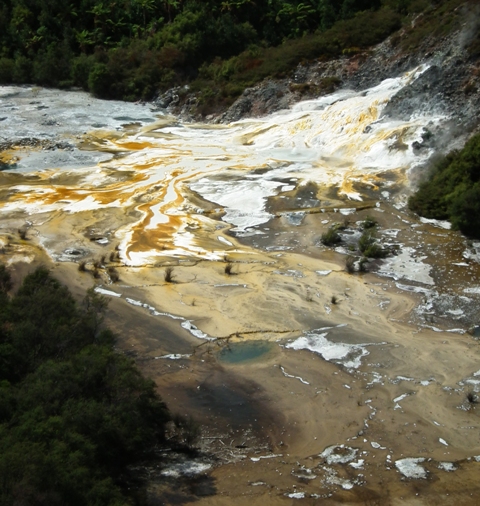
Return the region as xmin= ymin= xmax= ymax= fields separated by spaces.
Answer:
xmin=164 ymin=266 xmax=175 ymax=283
xmin=108 ymin=267 xmax=119 ymax=283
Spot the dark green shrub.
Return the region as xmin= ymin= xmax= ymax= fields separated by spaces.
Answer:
xmin=0 ymin=58 xmax=14 ymax=83
xmin=363 ymin=243 xmax=388 ymax=258
xmin=0 ymin=266 xmax=171 ymax=504
xmin=362 ymin=215 xmax=378 ymax=229
xmin=12 ymin=55 xmax=33 ymax=83
xmin=321 ymin=228 xmax=341 ymax=246
xmin=320 ymin=76 xmax=342 ymax=93
xmin=449 ymin=184 xmax=480 ymax=237
xmin=32 ymin=43 xmax=72 ymax=87
xmin=88 ymin=63 xmax=112 ymax=97
xmin=359 ymin=231 xmax=388 ymax=258
xmin=408 ymin=152 xmax=456 ymax=220
xmin=409 ymin=133 xmax=480 ymax=238
xmin=71 ymin=54 xmax=95 ymax=90
xmin=358 ymin=230 xmax=375 ymax=253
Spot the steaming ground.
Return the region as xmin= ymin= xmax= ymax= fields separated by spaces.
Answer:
xmin=1 ymin=76 xmax=480 ymax=504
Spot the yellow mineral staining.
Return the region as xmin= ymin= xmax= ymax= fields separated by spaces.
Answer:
xmin=236 ymin=124 xmax=275 ymax=146
xmin=127 ymin=215 xmax=183 ymax=256
xmin=357 ymin=105 xmax=379 ymax=126
xmin=288 ymin=117 xmax=312 ymax=135
xmin=0 ymin=70 xmax=438 ymax=266
xmin=358 ymin=172 xmax=382 ymax=191
xmin=0 ymin=150 xmax=20 ymax=167
xmin=386 ymin=127 xmax=411 ymax=152
xmin=338 ymin=175 xmax=359 ymax=200
xmin=113 ymin=141 xmax=156 ymax=150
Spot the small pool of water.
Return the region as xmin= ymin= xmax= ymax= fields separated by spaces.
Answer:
xmin=217 ymin=340 xmax=274 ymax=364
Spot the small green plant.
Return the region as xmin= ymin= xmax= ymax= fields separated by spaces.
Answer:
xmin=320 ymin=76 xmax=341 ymax=94
xmin=358 ymin=257 xmax=369 ymax=272
xmin=164 ymin=266 xmax=175 ymax=283
xmin=363 ymin=243 xmax=388 ymax=259
xmin=362 ymin=215 xmax=377 ymax=229
xmin=321 ymin=226 xmax=342 ymax=246
xmin=359 ymin=231 xmax=375 ymax=253
xmin=358 ymin=231 xmax=388 ymax=258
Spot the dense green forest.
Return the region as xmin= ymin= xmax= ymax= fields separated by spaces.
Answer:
xmin=409 ymin=132 xmax=480 ymax=238
xmin=0 ymin=265 xmax=171 ymax=505
xmin=0 ymin=0 xmax=468 ymax=107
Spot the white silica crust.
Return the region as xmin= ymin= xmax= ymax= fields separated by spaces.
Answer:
xmin=395 ymin=458 xmax=427 ymax=479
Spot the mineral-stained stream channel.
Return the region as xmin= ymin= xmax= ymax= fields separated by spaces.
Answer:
xmin=1 ymin=73 xmax=480 ymax=504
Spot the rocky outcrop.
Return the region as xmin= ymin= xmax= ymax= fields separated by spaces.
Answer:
xmin=215 ymin=80 xmax=294 ymax=123
xmin=0 ymin=138 xmax=74 ymax=151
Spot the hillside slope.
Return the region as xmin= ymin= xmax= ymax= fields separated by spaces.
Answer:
xmin=165 ymin=3 xmax=479 ymax=136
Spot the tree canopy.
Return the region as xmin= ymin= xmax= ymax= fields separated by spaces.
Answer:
xmin=0 ymin=0 xmax=404 ymax=101
xmin=0 ymin=266 xmax=170 ymax=506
